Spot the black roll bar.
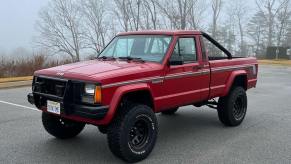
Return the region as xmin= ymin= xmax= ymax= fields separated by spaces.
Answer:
xmin=201 ymin=32 xmax=232 ymax=59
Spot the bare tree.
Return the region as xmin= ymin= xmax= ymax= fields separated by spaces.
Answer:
xmin=178 ymin=0 xmax=192 ymax=29
xmin=223 ymin=11 xmax=236 ymax=53
xmin=256 ymin=0 xmax=289 ymax=46
xmin=36 ymin=0 xmax=84 ymax=61
xmin=156 ymin=0 xmax=179 ymax=29
xmin=113 ymin=0 xmax=131 ymax=31
xmin=275 ymin=0 xmax=291 ymax=47
xmin=142 ymin=0 xmax=158 ymax=29
xmin=211 ymin=0 xmax=222 ymax=39
xmin=157 ymin=0 xmax=193 ymax=30
xmin=129 ymin=0 xmax=141 ymax=31
xmin=113 ymin=0 xmax=142 ymax=31
xmin=235 ymin=2 xmax=247 ymax=56
xmin=227 ymin=0 xmax=250 ymax=56
xmin=34 ymin=0 xmax=291 ymax=60
xmin=188 ymin=0 xmax=207 ymax=29
xmin=285 ymin=25 xmax=291 ymax=46
xmin=81 ymin=0 xmax=108 ymax=54
xmin=247 ymin=11 xmax=268 ymax=56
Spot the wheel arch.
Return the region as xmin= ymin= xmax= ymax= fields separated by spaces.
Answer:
xmin=104 ymin=83 xmax=155 ymax=124
xmin=223 ymin=70 xmax=248 ymax=96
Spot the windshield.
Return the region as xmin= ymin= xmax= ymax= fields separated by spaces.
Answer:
xmin=99 ymin=35 xmax=172 ymax=62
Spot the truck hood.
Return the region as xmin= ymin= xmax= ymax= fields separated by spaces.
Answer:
xmin=35 ymin=60 xmax=162 ymax=82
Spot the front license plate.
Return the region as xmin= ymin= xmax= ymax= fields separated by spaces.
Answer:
xmin=47 ymin=100 xmax=61 ymax=115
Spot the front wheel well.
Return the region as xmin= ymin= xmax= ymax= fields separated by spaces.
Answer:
xmin=120 ymin=90 xmax=154 ymax=110
xmin=232 ymin=75 xmax=247 ymax=90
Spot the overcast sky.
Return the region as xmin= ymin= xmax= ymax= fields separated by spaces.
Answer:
xmin=0 ymin=0 xmax=257 ymax=54
xmin=0 ymin=0 xmax=49 ymax=53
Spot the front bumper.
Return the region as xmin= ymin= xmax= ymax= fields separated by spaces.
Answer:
xmin=28 ymin=93 xmax=109 ymax=120
xmin=70 ymin=104 xmax=108 ymax=119
xmin=27 ymin=75 xmax=109 ymax=121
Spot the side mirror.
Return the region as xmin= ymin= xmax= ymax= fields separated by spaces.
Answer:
xmin=169 ymin=60 xmax=183 ymax=66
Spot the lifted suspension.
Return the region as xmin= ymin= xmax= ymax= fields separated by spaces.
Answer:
xmin=193 ymin=99 xmax=218 ymax=109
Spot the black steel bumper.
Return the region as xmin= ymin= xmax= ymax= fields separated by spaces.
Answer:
xmin=27 ymin=93 xmax=108 ymax=120
xmin=70 ymin=104 xmax=109 ymax=119
xmin=27 ymin=93 xmax=35 ymax=105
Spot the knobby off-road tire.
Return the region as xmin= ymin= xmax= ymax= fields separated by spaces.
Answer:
xmin=42 ymin=112 xmax=85 ymax=139
xmin=217 ymin=87 xmax=247 ymax=126
xmin=107 ymin=102 xmax=158 ymax=163
xmin=161 ymin=107 xmax=179 ymax=115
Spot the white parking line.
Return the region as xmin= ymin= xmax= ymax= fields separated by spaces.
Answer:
xmin=0 ymin=100 xmax=39 ymax=111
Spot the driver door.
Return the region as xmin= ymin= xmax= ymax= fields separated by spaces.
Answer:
xmin=157 ymin=36 xmax=202 ymax=111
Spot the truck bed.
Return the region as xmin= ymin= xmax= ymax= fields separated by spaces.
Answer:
xmin=207 ymin=57 xmax=258 ymax=99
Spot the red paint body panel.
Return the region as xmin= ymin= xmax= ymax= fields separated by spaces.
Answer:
xmin=34 ymin=30 xmax=258 ymax=125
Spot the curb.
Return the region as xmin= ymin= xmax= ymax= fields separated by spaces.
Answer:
xmin=0 ymin=80 xmax=32 ymax=89
xmin=258 ymin=60 xmax=291 ymax=67
xmin=0 ymin=76 xmax=33 ymax=83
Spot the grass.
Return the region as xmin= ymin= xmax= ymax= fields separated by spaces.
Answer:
xmin=258 ymin=60 xmax=291 ymax=66
xmin=0 ymin=54 xmax=72 ymax=78
xmin=0 ymin=76 xmax=33 ymax=83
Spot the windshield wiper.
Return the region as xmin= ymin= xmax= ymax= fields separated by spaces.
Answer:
xmin=118 ymin=56 xmax=144 ymax=62
xmin=97 ymin=56 xmax=116 ymax=60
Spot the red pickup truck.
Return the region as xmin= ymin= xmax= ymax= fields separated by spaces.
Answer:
xmin=28 ymin=30 xmax=258 ymax=162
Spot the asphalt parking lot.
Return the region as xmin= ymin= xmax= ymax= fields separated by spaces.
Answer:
xmin=0 ymin=65 xmax=291 ymax=164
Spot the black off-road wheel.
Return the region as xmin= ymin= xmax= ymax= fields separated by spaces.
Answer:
xmin=161 ymin=107 xmax=178 ymax=115
xmin=42 ymin=112 xmax=85 ymax=139
xmin=217 ymin=87 xmax=247 ymax=126
xmin=107 ymin=102 xmax=158 ymax=163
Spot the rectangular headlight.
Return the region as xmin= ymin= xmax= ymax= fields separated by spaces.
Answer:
xmin=84 ymin=84 xmax=95 ymax=95
xmin=82 ymin=84 xmax=101 ymax=104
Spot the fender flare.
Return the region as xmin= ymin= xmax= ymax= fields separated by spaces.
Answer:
xmin=102 ymin=83 xmax=154 ymax=124
xmin=222 ymin=70 xmax=247 ymax=97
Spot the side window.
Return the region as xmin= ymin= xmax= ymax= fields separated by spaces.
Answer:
xmin=170 ymin=37 xmax=197 ymax=63
xmin=202 ymin=36 xmax=227 ymax=59
xmin=179 ymin=38 xmax=196 ymax=62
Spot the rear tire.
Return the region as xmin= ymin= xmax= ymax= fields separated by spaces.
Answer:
xmin=161 ymin=107 xmax=178 ymax=115
xmin=217 ymin=87 xmax=247 ymax=126
xmin=42 ymin=112 xmax=85 ymax=139
xmin=107 ymin=102 xmax=158 ymax=163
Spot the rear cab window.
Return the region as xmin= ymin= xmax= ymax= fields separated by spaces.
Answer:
xmin=201 ymin=36 xmax=228 ymax=60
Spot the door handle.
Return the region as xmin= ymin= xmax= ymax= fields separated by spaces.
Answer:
xmin=193 ymin=65 xmax=203 ymax=70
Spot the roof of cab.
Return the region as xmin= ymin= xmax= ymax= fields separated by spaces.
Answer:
xmin=117 ymin=30 xmax=202 ymax=36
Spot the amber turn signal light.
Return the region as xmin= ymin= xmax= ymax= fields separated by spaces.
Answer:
xmin=94 ymin=86 xmax=102 ymax=103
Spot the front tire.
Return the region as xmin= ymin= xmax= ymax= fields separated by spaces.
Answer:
xmin=42 ymin=112 xmax=85 ymax=139
xmin=107 ymin=102 xmax=158 ymax=163
xmin=217 ymin=87 xmax=247 ymax=126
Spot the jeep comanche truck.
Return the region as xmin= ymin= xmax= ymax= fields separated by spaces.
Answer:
xmin=27 ymin=30 xmax=258 ymax=162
